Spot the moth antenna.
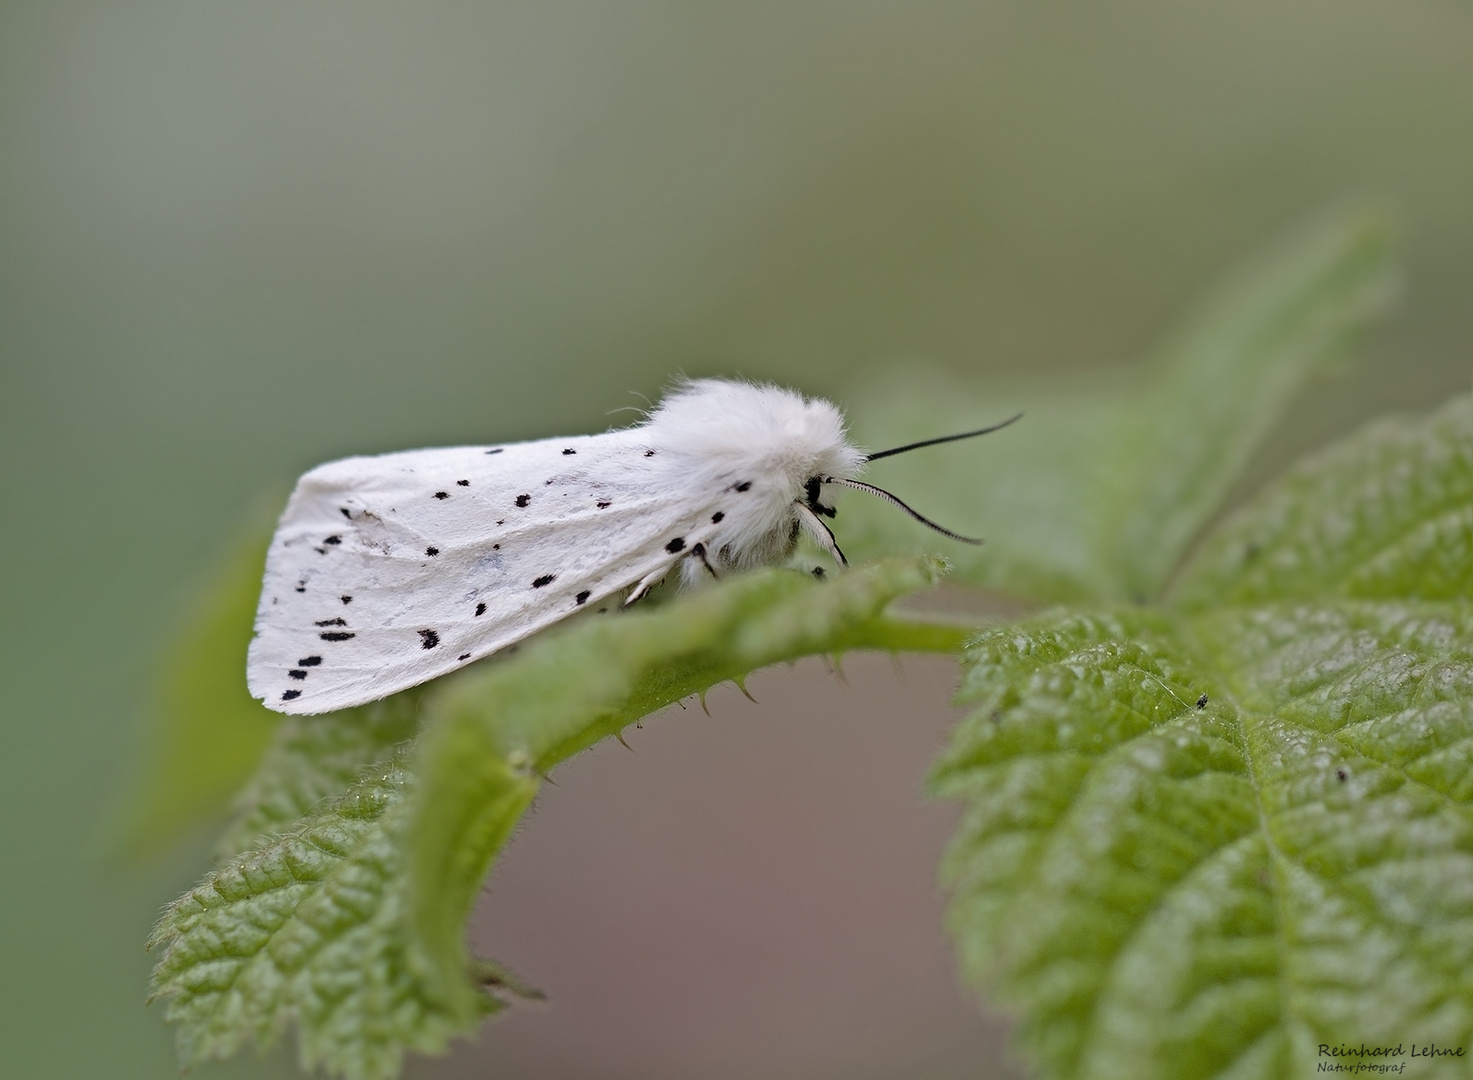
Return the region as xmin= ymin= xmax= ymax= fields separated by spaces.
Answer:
xmin=822 ymin=477 xmax=984 ymax=545
xmin=863 ymin=412 xmax=1023 ymax=463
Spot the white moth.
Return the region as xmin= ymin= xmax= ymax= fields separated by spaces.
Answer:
xmin=248 ymin=378 xmax=1018 ymax=715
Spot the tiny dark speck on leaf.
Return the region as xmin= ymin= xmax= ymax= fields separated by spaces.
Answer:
xmin=1196 ymin=694 xmax=1209 ymax=709
xmin=426 ymin=546 xmax=440 ymax=556
xmin=419 ymin=628 xmax=440 ymax=649
xmin=282 ymin=690 xmax=301 ymax=701
xmin=1336 ymin=768 xmax=1348 ymax=782
xmin=515 ymin=494 xmax=530 ymax=507
xmin=434 ymin=491 xmax=449 ymax=500
xmin=475 ymin=602 xmax=487 ymax=616
xmin=532 ymin=574 xmax=555 ymax=588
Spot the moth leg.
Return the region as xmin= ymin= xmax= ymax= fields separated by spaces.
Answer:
xmin=794 ymin=500 xmax=848 ymax=568
xmin=690 ymin=541 xmax=720 ymax=580
xmin=624 ymin=565 xmax=670 ymax=607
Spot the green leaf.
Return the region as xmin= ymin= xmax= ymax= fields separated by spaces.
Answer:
xmin=148 ymin=755 xmax=530 ymax=1080
xmin=219 ymin=694 xmax=422 ymax=859
xmin=843 ymin=207 xmax=1398 ymax=605
xmin=935 ymin=391 xmax=1473 ymax=1080
xmin=150 ymin=556 xmax=967 ymax=1077
xmin=120 ymin=531 xmax=282 ymax=855
xmin=1175 ymin=394 xmax=1473 ymax=607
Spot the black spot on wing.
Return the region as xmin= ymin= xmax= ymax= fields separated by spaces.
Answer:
xmin=457 ymin=479 xmax=470 ymax=486
xmin=320 ymin=631 xmax=355 ymax=642
xmin=315 ymin=618 xmax=348 ymax=627
xmin=341 ymin=595 xmax=352 ymax=604
xmin=492 ymin=543 xmax=500 ymax=550
xmin=576 ymin=590 xmax=590 ymax=605
xmin=666 ymin=537 xmax=685 ymax=553
xmin=288 ymin=669 xmax=307 ymax=680
xmin=419 ymin=629 xmax=440 ymax=649
xmin=340 ymin=508 xmax=352 ymax=519
xmin=298 ymin=655 xmax=323 ymax=666
xmin=532 ymin=574 xmax=555 ymax=588
xmin=562 ymin=448 xmax=577 ymax=455
xmin=596 ymin=501 xmax=611 ymax=509
xmin=475 ymin=602 xmax=487 ymax=616
xmin=711 ymin=511 xmax=725 ymax=523
xmin=282 ymin=689 xmax=302 ymax=701
xmin=426 ymin=546 xmax=440 ymax=556
xmin=434 ymin=491 xmax=450 ymax=500
xmin=485 ymin=448 xmax=504 ymax=455
xmin=515 ymin=494 xmax=530 ymax=507
xmin=458 ymin=653 xmax=471 ymax=660
xmin=645 ymin=449 xmax=655 ymax=457
xmin=323 ymin=535 xmax=342 ymax=545
xmin=295 ymin=585 xmax=306 ymax=593
xmin=734 ymin=481 xmax=752 ymax=492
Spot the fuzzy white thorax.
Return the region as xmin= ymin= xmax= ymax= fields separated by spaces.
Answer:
xmin=640 ymin=379 xmax=866 ymax=580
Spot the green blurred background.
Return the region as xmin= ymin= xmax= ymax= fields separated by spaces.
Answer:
xmin=1 ymin=3 xmax=1469 ymax=1078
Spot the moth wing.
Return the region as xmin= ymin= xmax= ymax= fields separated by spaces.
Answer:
xmin=248 ymin=431 xmax=717 ymax=714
